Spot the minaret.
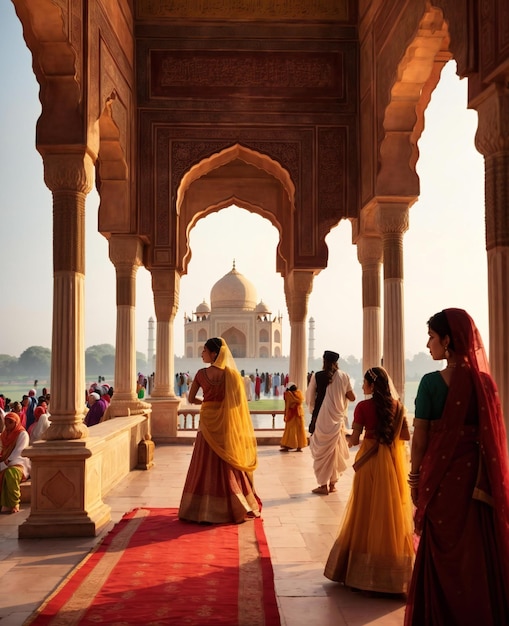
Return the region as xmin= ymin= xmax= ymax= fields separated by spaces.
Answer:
xmin=308 ymin=317 xmax=315 ymax=360
xmin=147 ymin=317 xmax=155 ymax=368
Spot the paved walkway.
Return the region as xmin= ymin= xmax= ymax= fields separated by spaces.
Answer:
xmin=0 ymin=443 xmax=407 ymax=625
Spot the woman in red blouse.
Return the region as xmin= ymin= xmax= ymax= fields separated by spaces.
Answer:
xmin=324 ymin=366 xmax=414 ymax=594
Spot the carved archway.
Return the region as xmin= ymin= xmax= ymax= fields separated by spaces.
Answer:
xmin=177 ymin=144 xmax=295 ymax=278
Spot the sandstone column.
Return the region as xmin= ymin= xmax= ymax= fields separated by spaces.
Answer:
xmin=20 ymin=150 xmax=111 ymax=537
xmin=44 ymin=151 xmax=94 ymax=440
xmin=148 ymin=269 xmax=181 ymax=439
xmin=357 ymin=235 xmax=383 ymax=372
xmin=377 ymin=203 xmax=409 ymax=400
xmin=284 ymin=270 xmax=314 ymax=392
xmin=107 ymin=235 xmax=151 ymax=417
xmin=474 ymin=84 xmax=509 ymax=435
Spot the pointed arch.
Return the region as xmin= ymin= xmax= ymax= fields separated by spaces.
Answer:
xmin=177 ymin=144 xmax=295 ymax=277
xmin=176 ymin=143 xmax=295 ymax=213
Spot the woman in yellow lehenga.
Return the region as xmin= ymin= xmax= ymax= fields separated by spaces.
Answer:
xmin=324 ymin=366 xmax=414 ymax=594
xmin=178 ymin=337 xmax=260 ymax=524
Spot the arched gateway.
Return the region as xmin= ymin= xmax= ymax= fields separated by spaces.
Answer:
xmin=11 ymin=0 xmax=509 ymax=537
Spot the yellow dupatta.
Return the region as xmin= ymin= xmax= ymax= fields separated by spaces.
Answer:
xmin=199 ymin=339 xmax=258 ymax=482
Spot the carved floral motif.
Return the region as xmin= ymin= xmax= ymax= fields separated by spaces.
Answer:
xmin=151 ymin=51 xmax=342 ymax=99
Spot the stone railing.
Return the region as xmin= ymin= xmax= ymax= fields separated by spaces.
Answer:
xmin=177 ymin=407 xmax=285 ymax=430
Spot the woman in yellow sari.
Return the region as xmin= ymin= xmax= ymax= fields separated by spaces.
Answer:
xmin=178 ymin=337 xmax=260 ymax=524
xmin=324 ymin=367 xmax=414 ymax=594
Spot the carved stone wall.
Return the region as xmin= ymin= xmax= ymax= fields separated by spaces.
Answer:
xmin=135 ymin=15 xmax=359 ymax=275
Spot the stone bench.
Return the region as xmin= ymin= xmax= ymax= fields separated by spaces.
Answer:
xmin=20 ymin=414 xmax=154 ymax=504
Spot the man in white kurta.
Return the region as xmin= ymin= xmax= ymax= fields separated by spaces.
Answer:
xmin=306 ymin=351 xmax=355 ymax=494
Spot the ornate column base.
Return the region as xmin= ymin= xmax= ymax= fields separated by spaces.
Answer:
xmin=149 ymin=397 xmax=182 ymax=441
xmin=19 ymin=440 xmax=111 ymax=539
xmin=19 ymin=414 xmax=150 ymax=538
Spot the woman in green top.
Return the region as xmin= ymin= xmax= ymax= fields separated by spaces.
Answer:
xmin=405 ymin=309 xmax=509 ymax=626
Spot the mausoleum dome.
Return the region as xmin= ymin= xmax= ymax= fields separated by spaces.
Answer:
xmin=195 ymin=299 xmax=210 ymax=313
xmin=210 ymin=265 xmax=257 ymax=310
xmin=255 ymin=300 xmax=271 ymax=314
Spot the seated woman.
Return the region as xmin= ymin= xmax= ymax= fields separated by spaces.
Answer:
xmin=0 ymin=412 xmax=31 ymax=514
xmin=178 ymin=337 xmax=261 ymax=524
xmin=28 ymin=405 xmax=51 ymax=443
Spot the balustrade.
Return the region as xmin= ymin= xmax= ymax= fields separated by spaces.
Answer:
xmin=177 ymin=408 xmax=286 ymax=431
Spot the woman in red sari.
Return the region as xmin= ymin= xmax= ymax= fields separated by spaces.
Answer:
xmin=178 ymin=337 xmax=260 ymax=524
xmin=405 ymin=309 xmax=509 ymax=625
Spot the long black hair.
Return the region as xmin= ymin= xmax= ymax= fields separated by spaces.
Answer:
xmin=364 ymin=366 xmax=397 ymax=445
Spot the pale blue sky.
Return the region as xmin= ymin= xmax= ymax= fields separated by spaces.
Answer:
xmin=0 ymin=3 xmax=488 ymax=360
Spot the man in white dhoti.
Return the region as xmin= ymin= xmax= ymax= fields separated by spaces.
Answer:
xmin=306 ymin=350 xmax=356 ymax=495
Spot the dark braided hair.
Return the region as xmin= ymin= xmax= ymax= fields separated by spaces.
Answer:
xmin=365 ymin=367 xmax=398 ymax=445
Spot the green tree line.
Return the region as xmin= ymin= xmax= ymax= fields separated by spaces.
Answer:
xmin=0 ymin=344 xmax=434 ymax=382
xmin=0 ymin=344 xmax=148 ymax=379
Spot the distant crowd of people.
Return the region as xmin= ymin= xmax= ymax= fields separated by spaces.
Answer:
xmin=175 ymin=369 xmax=294 ymax=404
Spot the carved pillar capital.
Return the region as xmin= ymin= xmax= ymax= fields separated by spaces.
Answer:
xmin=376 ymin=202 xmax=410 ymax=235
xmin=357 ymin=235 xmax=383 ymax=268
xmin=151 ymin=269 xmax=180 ymax=321
xmin=474 ymin=84 xmax=509 ymax=249
xmin=474 ymin=83 xmax=509 ymax=157
xmin=42 ymin=150 xmax=95 ymax=194
xmin=284 ymin=270 xmax=315 ymax=323
xmin=109 ymin=235 xmax=144 ymax=267
xmin=375 ymin=202 xmax=410 ymax=282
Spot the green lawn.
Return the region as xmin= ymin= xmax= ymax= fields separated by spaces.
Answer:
xmin=248 ymin=398 xmax=285 ymax=411
xmin=0 ymin=382 xmax=45 ymax=403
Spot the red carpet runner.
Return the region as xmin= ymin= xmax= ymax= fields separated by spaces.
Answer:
xmin=27 ymin=508 xmax=280 ymax=625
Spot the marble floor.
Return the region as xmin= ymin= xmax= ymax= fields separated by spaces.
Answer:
xmin=0 ymin=442 xmax=407 ymax=626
